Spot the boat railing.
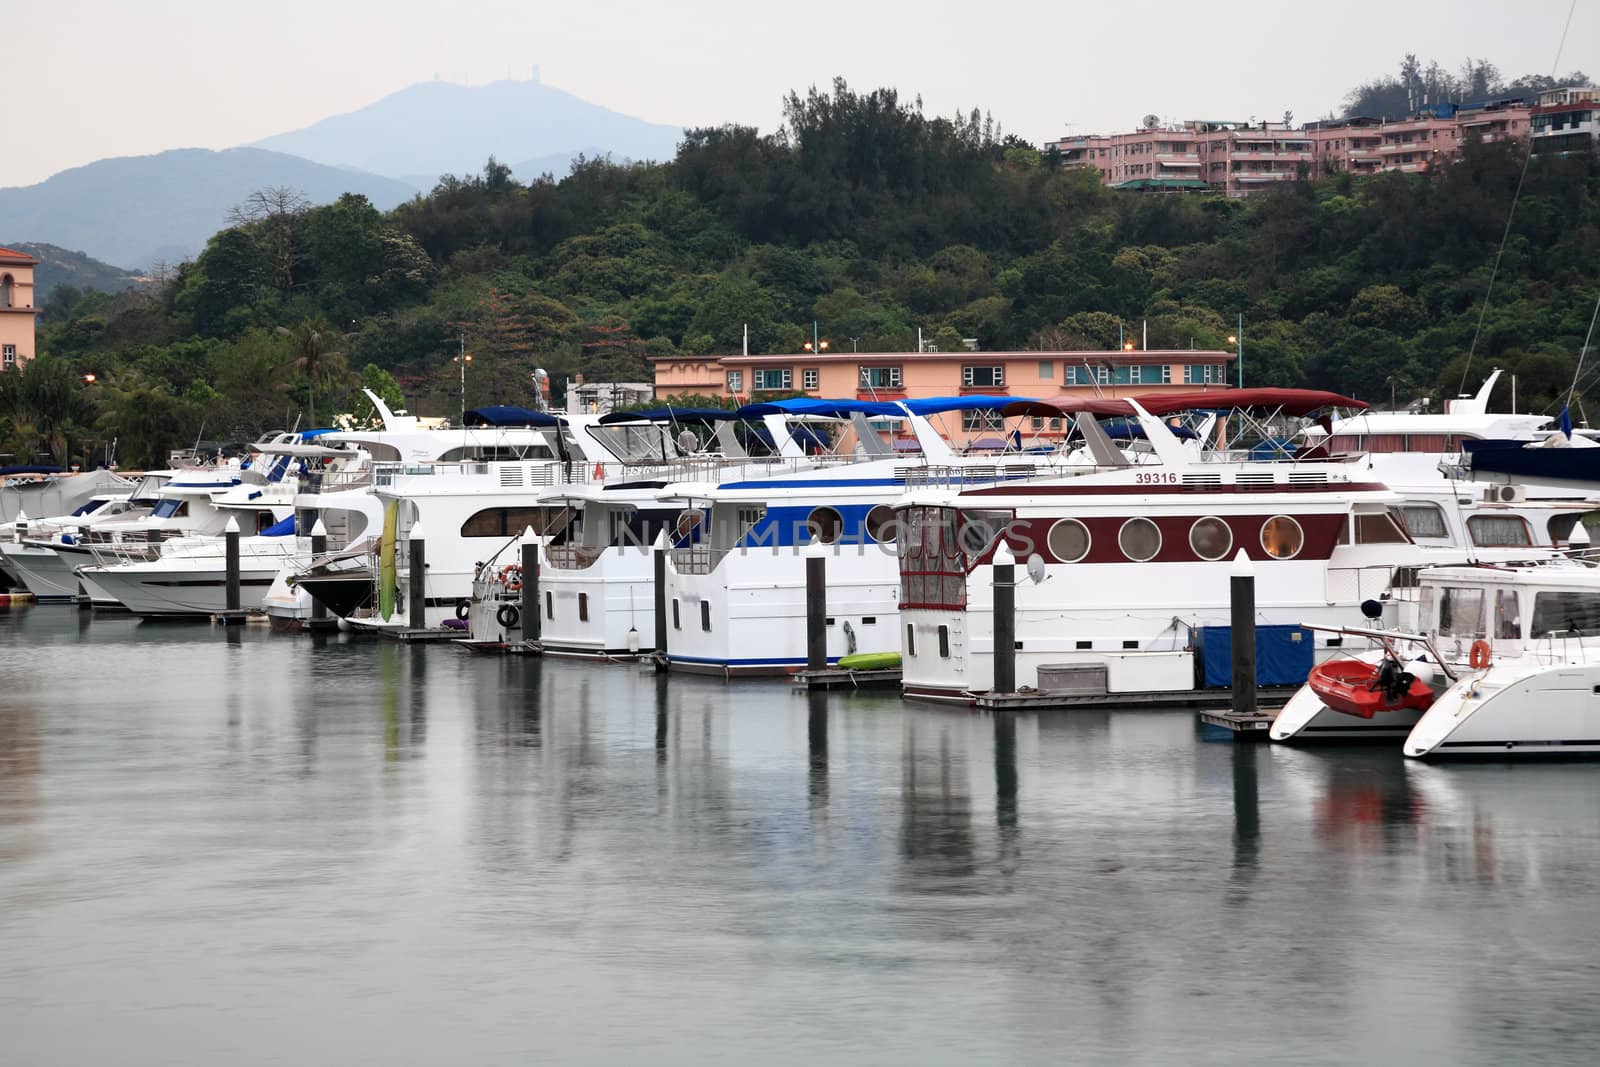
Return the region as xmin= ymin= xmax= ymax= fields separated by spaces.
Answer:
xmin=669 ymin=545 xmax=716 ymax=575
xmin=898 ymin=462 xmax=1078 ymax=491
xmin=544 ymin=544 xmax=606 ymax=570
xmin=86 ymin=541 xmax=164 ymax=566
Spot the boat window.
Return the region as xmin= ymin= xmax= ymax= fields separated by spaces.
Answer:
xmin=545 ymin=591 xmax=554 ymax=620
xmin=586 ymin=424 xmax=671 ymax=463
xmin=937 ymin=625 xmax=950 ymax=658
xmin=151 ymin=499 xmax=187 ymax=519
xmin=1530 ymin=591 xmax=1600 ymax=638
xmin=672 ymin=598 xmax=681 ymax=630
xmin=1437 ymin=587 xmax=1486 ymax=638
xmin=959 ymin=511 xmax=1009 ymax=560
xmin=865 ymin=505 xmax=897 ymax=544
xmin=701 ymin=600 xmax=711 ymax=632
xmin=1467 ymin=515 xmax=1532 ymax=547
xmin=906 ymin=624 xmax=916 ymax=657
xmin=735 ymin=507 xmax=766 ymax=543
xmin=1188 ymin=517 xmax=1232 ymax=561
xmin=1260 ymin=516 xmax=1303 ymax=559
xmin=578 ymin=593 xmax=589 ymax=622
xmin=1118 ymin=517 xmax=1161 ymax=562
xmin=1396 ymin=504 xmax=1447 ymax=539
xmin=1494 ymin=589 xmax=1521 ymax=640
xmin=1548 ymin=512 xmax=1600 ymax=545
xmin=898 ymin=507 xmax=966 ymax=610
xmin=1047 ymin=519 xmax=1091 ymax=563
xmin=70 ymin=499 xmax=108 ymax=517
xmin=807 ymin=506 xmax=844 ymax=545
xmin=461 ymin=506 xmax=573 ymax=539
xmin=437 ymin=444 xmax=556 ymax=462
xmin=1355 ymin=512 xmax=1409 ymax=544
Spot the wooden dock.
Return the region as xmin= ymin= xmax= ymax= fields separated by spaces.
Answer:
xmin=1198 ymin=707 xmax=1278 ymax=739
xmin=972 ymin=685 xmax=1298 ymax=712
xmin=378 ymin=626 xmax=464 ymax=643
xmin=791 ymin=667 xmax=903 ymax=691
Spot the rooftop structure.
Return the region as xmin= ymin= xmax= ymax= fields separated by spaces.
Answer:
xmin=1531 ymin=85 xmax=1600 ymax=155
xmin=0 ymin=245 xmax=38 ymax=371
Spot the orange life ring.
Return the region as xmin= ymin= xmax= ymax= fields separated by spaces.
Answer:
xmin=499 ymin=564 xmax=523 ymax=592
xmin=1469 ymin=639 xmax=1492 ymax=670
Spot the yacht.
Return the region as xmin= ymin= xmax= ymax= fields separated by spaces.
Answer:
xmin=1273 ymin=547 xmax=1600 ymax=743
xmin=894 ymin=392 xmax=1503 ymax=704
xmin=654 ymin=395 xmax=1073 ymax=676
xmin=0 ymin=472 xmax=174 ymax=602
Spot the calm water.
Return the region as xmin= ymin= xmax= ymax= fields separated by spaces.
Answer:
xmin=3 ymin=609 xmax=1600 ymax=1065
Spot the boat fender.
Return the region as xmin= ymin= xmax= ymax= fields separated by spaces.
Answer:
xmin=454 ymin=598 xmax=471 ymax=621
xmin=1469 ymin=640 xmax=1492 ymax=670
xmin=497 ymin=603 xmax=521 ymax=631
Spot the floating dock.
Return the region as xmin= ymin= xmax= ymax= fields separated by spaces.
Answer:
xmin=791 ymin=666 xmax=903 ymax=691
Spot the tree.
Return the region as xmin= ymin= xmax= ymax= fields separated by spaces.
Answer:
xmin=227 ymin=186 xmax=310 ymax=291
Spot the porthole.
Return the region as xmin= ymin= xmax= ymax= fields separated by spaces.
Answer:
xmin=1118 ymin=517 xmax=1162 ymax=562
xmin=865 ymin=504 xmax=897 ymax=544
xmin=1188 ymin=516 xmax=1233 ymax=561
xmin=1046 ymin=518 xmax=1091 ymax=563
xmin=807 ymin=506 xmax=843 ymax=544
xmin=1261 ymin=515 xmax=1304 ymax=560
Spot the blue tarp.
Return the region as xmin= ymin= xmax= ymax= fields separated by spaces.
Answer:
xmin=261 ymin=515 xmax=297 ymax=537
xmin=463 ymin=406 xmax=563 ymax=427
xmin=1195 ymin=624 xmax=1314 ymax=687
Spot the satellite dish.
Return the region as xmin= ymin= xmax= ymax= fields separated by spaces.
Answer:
xmin=1142 ymin=113 xmax=1161 ymax=129
xmin=1026 ymin=553 xmax=1048 ymax=585
xmin=1360 ymin=599 xmax=1384 ymax=620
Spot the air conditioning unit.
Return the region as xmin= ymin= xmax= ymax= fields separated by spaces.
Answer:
xmin=1483 ymin=484 xmax=1526 ymax=504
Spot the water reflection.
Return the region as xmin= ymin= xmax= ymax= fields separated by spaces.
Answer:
xmin=7 ymin=609 xmax=1600 ymax=1065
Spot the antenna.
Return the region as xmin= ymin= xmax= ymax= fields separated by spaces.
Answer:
xmin=1143 ymin=113 xmax=1161 ymax=130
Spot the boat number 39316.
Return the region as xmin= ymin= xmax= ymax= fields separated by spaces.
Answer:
xmin=1135 ymin=472 xmax=1179 ymax=485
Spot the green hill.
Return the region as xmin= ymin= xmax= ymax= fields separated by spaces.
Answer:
xmin=7 ymin=80 xmax=1599 ymax=470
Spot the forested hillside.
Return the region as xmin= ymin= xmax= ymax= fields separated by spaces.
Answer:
xmin=5 ymin=80 xmax=1599 ymax=470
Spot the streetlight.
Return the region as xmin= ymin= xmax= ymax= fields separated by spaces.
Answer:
xmin=1123 ymin=340 xmax=1135 ymax=352
xmin=453 ymin=333 xmax=472 ymax=426
xmin=82 ymin=373 xmax=96 ymax=384
xmin=1228 ymin=313 xmax=1243 ymax=387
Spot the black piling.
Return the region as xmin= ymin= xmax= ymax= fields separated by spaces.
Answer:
xmin=408 ymin=523 xmax=427 ymax=631
xmin=521 ymin=527 xmax=539 ymax=646
xmin=224 ymin=516 xmax=241 ymax=612
xmin=653 ymin=531 xmax=669 ymax=674
xmin=805 ymin=541 xmax=828 ymax=672
xmin=992 ymin=542 xmax=1016 ymax=695
xmin=309 ymin=518 xmax=327 ymax=622
xmin=1230 ymin=549 xmax=1256 ymax=717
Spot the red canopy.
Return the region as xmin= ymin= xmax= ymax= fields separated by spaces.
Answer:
xmin=1001 ymin=388 xmax=1365 ymax=420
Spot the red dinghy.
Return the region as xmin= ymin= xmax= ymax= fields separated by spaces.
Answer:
xmin=1308 ymin=659 xmax=1436 ymax=719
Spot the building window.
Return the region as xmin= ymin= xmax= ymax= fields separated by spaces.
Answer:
xmin=859 ymin=366 xmax=901 ymax=389
xmin=753 ymin=368 xmax=792 ymax=391
xmin=1064 ymin=365 xmax=1078 ymax=385
xmin=726 ymin=370 xmax=743 ymax=393
xmin=1184 ymin=364 xmax=1222 ymax=385
xmin=1129 ymin=365 xmax=1144 ymax=385
xmin=961 ymin=410 xmax=1001 ymax=433
xmin=962 ymin=366 xmax=1005 ymax=388
xmin=1038 ymin=360 xmax=1054 ymax=380
xmin=1 ymin=344 xmax=14 ymax=368
xmin=1161 ymin=365 xmax=1172 ymax=383
xmin=802 ymin=368 xmax=819 ymax=391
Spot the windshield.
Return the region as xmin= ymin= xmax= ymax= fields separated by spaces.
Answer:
xmin=70 ymin=499 xmax=108 ymax=517
xmin=585 ymin=424 xmax=672 ymax=463
xmin=151 ymin=499 xmax=186 ymax=519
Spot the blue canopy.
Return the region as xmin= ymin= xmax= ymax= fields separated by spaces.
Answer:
xmin=747 ymin=424 xmax=830 ymax=450
xmin=463 ymin=406 xmax=564 ymax=427
xmin=599 ymin=407 xmax=739 ymax=424
xmin=0 ymin=464 xmax=63 ymax=476
xmin=894 ymin=395 xmax=1040 ymax=415
xmin=735 ymin=398 xmax=903 ymax=419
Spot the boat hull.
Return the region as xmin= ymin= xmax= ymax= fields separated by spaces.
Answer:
xmin=0 ymin=542 xmax=82 ymax=602
xmin=1406 ymin=661 xmax=1600 ymax=758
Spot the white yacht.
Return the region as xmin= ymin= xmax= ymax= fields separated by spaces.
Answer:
xmin=1273 ymin=548 xmax=1600 ymax=743
xmin=0 ymin=472 xmax=175 ymax=602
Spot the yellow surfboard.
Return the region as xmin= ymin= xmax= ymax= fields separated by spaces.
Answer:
xmin=378 ymin=500 xmax=398 ymax=621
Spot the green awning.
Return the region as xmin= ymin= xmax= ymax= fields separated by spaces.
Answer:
xmin=1109 ymin=178 xmax=1214 ymax=191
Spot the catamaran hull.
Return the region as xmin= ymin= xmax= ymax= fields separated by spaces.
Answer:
xmin=1405 ymin=662 xmax=1600 ymax=758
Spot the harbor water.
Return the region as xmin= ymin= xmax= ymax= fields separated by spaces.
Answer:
xmin=3 ymin=607 xmax=1600 ymax=1065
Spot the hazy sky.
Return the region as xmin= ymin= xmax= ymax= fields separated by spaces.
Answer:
xmin=9 ymin=0 xmax=1597 ymax=187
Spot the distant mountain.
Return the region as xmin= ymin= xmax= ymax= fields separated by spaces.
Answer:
xmin=250 ymin=78 xmax=683 ymax=183
xmin=0 ymin=148 xmax=417 ymax=270
xmin=3 ymin=242 xmax=150 ymax=302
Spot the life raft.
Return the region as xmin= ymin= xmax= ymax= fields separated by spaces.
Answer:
xmin=1308 ymin=658 xmax=1436 ymax=719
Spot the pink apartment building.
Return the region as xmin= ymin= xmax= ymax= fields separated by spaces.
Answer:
xmin=652 ymin=348 xmax=1235 ymax=445
xmin=0 ymin=246 xmax=38 ymax=371
xmin=1050 ymin=102 xmax=1533 ymax=196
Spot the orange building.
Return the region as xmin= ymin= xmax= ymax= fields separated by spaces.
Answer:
xmin=0 ymin=246 xmax=39 ymax=371
xmin=653 ymin=347 xmax=1236 ymax=445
